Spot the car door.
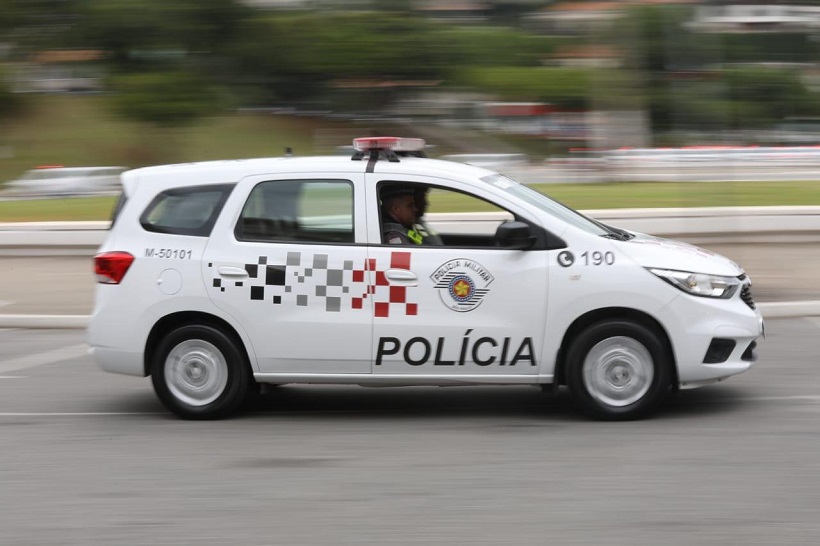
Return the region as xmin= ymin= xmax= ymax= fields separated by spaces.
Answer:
xmin=203 ymin=172 xmax=373 ymax=374
xmin=366 ymin=174 xmax=550 ymax=377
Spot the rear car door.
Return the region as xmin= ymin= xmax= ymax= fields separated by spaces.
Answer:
xmin=203 ymin=172 xmax=373 ymax=374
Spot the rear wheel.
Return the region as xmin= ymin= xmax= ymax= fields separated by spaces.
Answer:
xmin=151 ymin=324 xmax=250 ymax=420
xmin=566 ymin=320 xmax=671 ymax=420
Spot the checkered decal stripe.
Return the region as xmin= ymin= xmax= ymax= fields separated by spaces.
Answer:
xmin=209 ymin=251 xmax=416 ymax=318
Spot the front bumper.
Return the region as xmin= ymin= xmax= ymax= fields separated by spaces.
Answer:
xmin=660 ymin=292 xmax=764 ymax=387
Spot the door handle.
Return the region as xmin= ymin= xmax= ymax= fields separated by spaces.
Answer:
xmin=385 ymin=268 xmax=418 ymax=286
xmin=217 ymin=266 xmax=249 ymax=278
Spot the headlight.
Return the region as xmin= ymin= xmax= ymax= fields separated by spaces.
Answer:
xmin=648 ymin=268 xmax=740 ymax=299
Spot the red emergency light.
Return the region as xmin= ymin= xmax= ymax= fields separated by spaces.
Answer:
xmin=352 ymin=137 xmax=425 ymax=153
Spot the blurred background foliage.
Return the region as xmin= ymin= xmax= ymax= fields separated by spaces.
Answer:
xmin=2 ymin=0 xmax=820 ymax=178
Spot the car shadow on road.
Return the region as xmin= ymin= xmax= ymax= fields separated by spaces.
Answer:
xmin=241 ymin=385 xmax=580 ymax=422
xmin=235 ymin=383 xmax=753 ymax=422
xmin=656 ymin=384 xmax=751 ymax=419
xmin=103 ymin=383 xmax=755 ymax=422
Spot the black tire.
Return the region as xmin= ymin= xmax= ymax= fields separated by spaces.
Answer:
xmin=565 ymin=320 xmax=671 ymax=421
xmin=151 ymin=324 xmax=250 ymax=420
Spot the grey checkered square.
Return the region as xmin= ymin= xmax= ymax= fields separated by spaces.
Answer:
xmin=297 ymin=295 xmax=308 ymax=306
xmin=313 ymin=254 xmax=328 ymax=269
xmin=327 ymin=269 xmax=343 ymax=286
xmin=326 ymin=297 xmax=340 ymax=312
xmin=287 ymin=252 xmax=300 ymax=266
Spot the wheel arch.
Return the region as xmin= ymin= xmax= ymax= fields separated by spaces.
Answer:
xmin=554 ymin=307 xmax=678 ymax=388
xmin=144 ymin=311 xmax=252 ymax=377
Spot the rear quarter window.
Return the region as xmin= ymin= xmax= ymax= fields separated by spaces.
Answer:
xmin=235 ymin=179 xmax=354 ymax=244
xmin=140 ymin=184 xmax=234 ymax=237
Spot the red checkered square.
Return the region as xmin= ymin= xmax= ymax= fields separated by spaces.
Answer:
xmin=352 ymin=298 xmax=362 ymax=309
xmin=406 ymin=303 xmax=418 ymax=316
xmin=375 ymin=302 xmax=389 ymax=318
xmin=375 ymin=271 xmax=388 ymax=286
xmin=391 ymin=251 xmax=411 ymax=270
xmin=389 ymin=286 xmax=406 ymax=303
xmin=352 ymin=270 xmax=364 ymax=283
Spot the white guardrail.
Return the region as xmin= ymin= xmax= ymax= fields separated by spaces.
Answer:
xmin=2 ymin=206 xmax=820 ymax=256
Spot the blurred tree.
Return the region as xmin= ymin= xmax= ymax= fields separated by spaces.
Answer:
xmin=723 ymin=67 xmax=812 ymax=126
xmin=0 ymin=0 xmax=83 ymax=52
xmin=225 ymin=11 xmax=458 ymax=106
xmin=0 ymin=66 xmax=27 ymax=120
xmin=720 ymin=33 xmax=820 ymax=64
xmin=485 ymin=1 xmax=551 ymax=26
xmin=438 ymin=26 xmax=563 ymax=67
xmin=109 ymin=69 xmax=221 ymax=164
xmin=455 ymin=66 xmax=592 ymax=109
xmin=111 ymin=70 xmax=219 ymax=127
xmin=76 ymin=0 xmax=250 ymax=67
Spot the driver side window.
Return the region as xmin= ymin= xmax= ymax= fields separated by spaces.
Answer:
xmin=424 ymin=186 xmax=514 ymax=247
xmin=380 ymin=181 xmax=517 ymax=248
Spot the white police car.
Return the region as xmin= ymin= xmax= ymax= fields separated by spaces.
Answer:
xmin=88 ymin=137 xmax=763 ymax=420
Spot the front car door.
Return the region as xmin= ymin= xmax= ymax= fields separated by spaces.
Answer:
xmin=203 ymin=172 xmax=374 ymax=374
xmin=366 ymin=173 xmax=551 ymax=380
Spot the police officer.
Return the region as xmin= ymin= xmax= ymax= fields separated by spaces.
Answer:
xmin=381 ymin=185 xmax=423 ymax=245
xmin=413 ymin=187 xmax=443 ymax=246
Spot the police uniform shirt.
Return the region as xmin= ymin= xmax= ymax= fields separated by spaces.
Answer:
xmin=414 ymin=217 xmax=443 ymax=246
xmin=383 ymin=222 xmax=422 ymax=245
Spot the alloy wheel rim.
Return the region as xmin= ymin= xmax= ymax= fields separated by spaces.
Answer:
xmin=165 ymin=339 xmax=228 ymax=407
xmin=582 ymin=336 xmax=654 ymax=407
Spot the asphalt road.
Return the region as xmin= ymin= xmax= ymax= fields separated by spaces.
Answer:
xmin=0 ymin=318 xmax=819 ymax=545
xmin=0 ymin=240 xmax=817 ymax=317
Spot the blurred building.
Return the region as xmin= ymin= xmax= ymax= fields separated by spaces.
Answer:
xmin=688 ymin=3 xmax=820 ymax=33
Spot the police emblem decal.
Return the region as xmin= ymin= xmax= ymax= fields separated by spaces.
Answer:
xmin=431 ymin=259 xmax=493 ymax=312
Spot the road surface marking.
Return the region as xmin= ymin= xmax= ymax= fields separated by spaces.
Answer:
xmin=0 ymin=344 xmax=88 ymax=375
xmin=741 ymin=395 xmax=820 ymax=402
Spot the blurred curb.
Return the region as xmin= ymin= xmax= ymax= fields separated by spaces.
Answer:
xmin=757 ymin=301 xmax=820 ymax=319
xmin=0 ymin=315 xmax=90 ymax=329
xmin=2 ymin=301 xmax=818 ymax=329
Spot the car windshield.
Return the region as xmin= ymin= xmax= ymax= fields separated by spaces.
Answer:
xmin=480 ymin=173 xmax=614 ymax=237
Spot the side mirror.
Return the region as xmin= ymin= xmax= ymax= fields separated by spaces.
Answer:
xmin=495 ymin=221 xmax=534 ymax=250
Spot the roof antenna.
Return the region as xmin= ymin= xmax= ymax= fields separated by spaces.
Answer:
xmin=285 ymin=147 xmax=293 ymax=157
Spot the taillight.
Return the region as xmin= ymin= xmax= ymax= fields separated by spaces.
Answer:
xmin=94 ymin=251 xmax=135 ymax=284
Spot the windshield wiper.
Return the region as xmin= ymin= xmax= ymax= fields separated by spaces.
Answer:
xmin=601 ymin=227 xmax=633 ymax=241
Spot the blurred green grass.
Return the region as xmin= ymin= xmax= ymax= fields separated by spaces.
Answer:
xmin=3 ymin=181 xmax=820 ymax=222
xmin=0 ymin=95 xmax=353 ymax=184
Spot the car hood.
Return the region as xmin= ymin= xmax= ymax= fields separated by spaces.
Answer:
xmin=617 ymin=232 xmax=744 ymax=277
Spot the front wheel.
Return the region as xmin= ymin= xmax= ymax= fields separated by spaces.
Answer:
xmin=151 ymin=324 xmax=250 ymax=420
xmin=566 ymin=320 xmax=671 ymax=420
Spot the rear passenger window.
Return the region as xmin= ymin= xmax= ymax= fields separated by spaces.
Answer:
xmin=235 ymin=179 xmax=353 ymax=244
xmin=140 ymin=184 xmax=234 ymax=237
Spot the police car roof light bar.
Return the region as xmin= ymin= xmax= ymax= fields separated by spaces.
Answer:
xmin=353 ymin=137 xmax=425 ymax=153
xmin=351 ymin=137 xmax=427 ymax=165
